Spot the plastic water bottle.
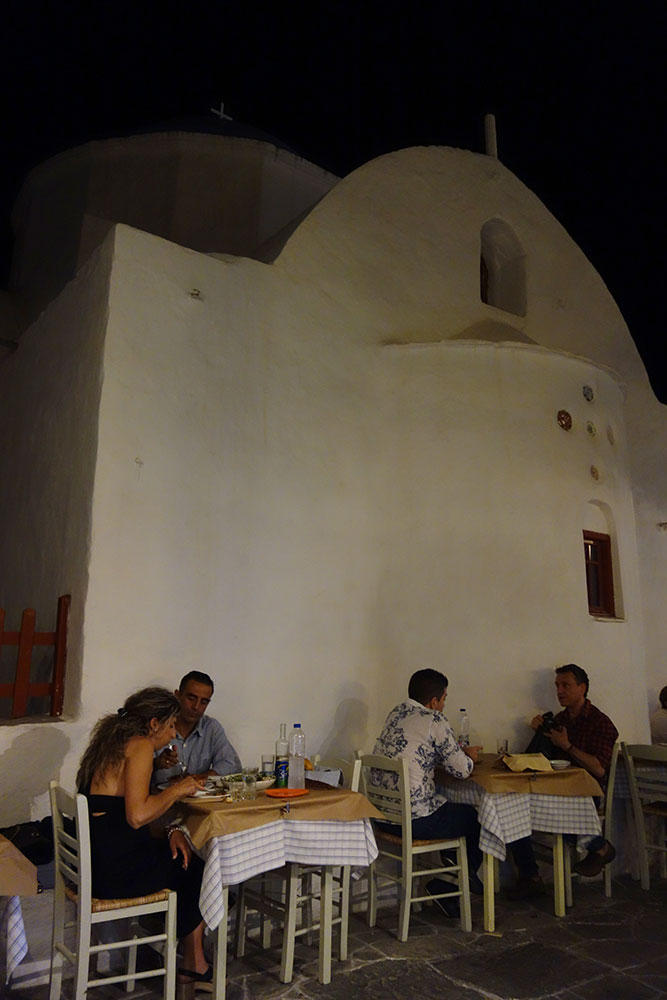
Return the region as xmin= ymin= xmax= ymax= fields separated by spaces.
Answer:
xmin=275 ymin=723 xmax=289 ymax=788
xmin=288 ymin=723 xmax=306 ymax=789
xmin=457 ymin=708 xmax=470 ymax=748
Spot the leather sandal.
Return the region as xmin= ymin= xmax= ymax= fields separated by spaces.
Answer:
xmin=573 ymin=840 xmax=616 ymax=877
xmin=177 ymin=966 xmax=213 ymax=992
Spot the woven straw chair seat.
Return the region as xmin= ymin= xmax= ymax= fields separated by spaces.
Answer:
xmin=644 ymin=803 xmax=667 ymax=816
xmin=373 ymin=828 xmax=443 ymax=847
xmin=64 ymin=884 xmax=170 ymax=912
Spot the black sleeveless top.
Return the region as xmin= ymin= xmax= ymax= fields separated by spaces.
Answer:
xmin=82 ymin=790 xmax=204 ymax=937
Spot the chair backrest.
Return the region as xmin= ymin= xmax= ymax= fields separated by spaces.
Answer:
xmin=603 ymin=742 xmax=620 ymax=830
xmin=621 ymin=743 xmax=667 ymax=807
xmin=359 ymin=754 xmax=412 ymax=842
xmin=49 ymin=780 xmax=92 ymax=909
xmin=316 ymin=756 xmax=361 ymax=791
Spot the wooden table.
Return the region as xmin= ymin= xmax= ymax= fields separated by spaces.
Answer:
xmin=0 ymin=834 xmax=37 ymax=985
xmin=437 ymin=754 xmax=603 ymax=931
xmin=181 ymin=786 xmax=380 ymax=998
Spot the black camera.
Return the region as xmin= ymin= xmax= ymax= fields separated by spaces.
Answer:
xmin=541 ymin=711 xmax=559 ymax=733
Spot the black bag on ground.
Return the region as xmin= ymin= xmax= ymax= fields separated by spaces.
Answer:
xmin=0 ymin=817 xmax=54 ymax=865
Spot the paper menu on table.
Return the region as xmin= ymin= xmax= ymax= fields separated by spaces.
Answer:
xmin=501 ymin=753 xmax=553 ymax=772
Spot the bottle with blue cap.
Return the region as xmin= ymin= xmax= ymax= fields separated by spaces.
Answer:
xmin=457 ymin=708 xmax=470 ymax=748
xmin=287 ymin=723 xmax=306 ymax=789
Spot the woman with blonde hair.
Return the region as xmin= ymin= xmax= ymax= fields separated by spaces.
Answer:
xmin=76 ymin=686 xmax=211 ymax=988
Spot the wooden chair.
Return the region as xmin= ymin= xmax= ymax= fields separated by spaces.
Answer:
xmin=359 ymin=754 xmax=472 ymax=941
xmin=48 ymin=782 xmax=177 ymax=1000
xmin=552 ymin=743 xmax=621 ymax=916
xmin=598 ymin=740 xmax=619 ymax=899
xmin=621 ymin=743 xmax=667 ymax=890
xmin=304 ymin=756 xmax=360 ymax=957
xmin=234 ymin=756 xmax=361 ymax=985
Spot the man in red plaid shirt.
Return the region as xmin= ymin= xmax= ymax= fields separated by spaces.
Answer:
xmin=508 ymin=663 xmax=618 ymax=898
xmin=538 ymin=664 xmax=618 ymax=782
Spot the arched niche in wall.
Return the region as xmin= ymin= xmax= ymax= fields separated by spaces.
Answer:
xmin=582 ymin=499 xmax=624 ymax=619
xmin=480 ymin=218 xmax=526 ymax=318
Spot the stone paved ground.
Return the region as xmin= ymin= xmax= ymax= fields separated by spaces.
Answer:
xmin=11 ymin=874 xmax=667 ymax=1000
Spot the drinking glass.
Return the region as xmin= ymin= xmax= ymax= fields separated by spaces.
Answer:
xmin=496 ymin=738 xmax=509 ymax=755
xmin=228 ymin=780 xmax=244 ymax=802
xmin=170 ymin=744 xmax=187 ymax=776
xmin=261 ymin=753 xmax=275 ymax=775
xmin=241 ymin=767 xmax=257 ymax=800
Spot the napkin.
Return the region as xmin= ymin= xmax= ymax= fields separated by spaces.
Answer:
xmin=501 ymin=753 xmax=553 ymax=773
xmin=309 ymin=768 xmax=342 ymax=788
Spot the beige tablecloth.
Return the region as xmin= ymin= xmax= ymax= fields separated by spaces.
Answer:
xmin=183 ymin=787 xmax=383 ymax=850
xmin=437 ymin=753 xmax=603 ymax=797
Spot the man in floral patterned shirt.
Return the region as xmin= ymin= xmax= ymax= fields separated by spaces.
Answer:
xmin=374 ymin=669 xmax=483 ymax=911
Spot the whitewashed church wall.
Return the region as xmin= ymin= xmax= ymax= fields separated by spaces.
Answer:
xmin=1 ymin=142 xmax=662 ymax=825
xmin=276 ymin=147 xmax=642 ymax=379
xmin=75 ymin=226 xmax=381 ymax=776
xmin=71 ymin=223 xmax=648 ymax=794
xmin=371 ymin=341 xmax=647 ymax=748
xmin=277 ymin=144 xmax=664 ymax=733
xmin=11 ymin=134 xmax=339 ymax=319
xmin=0 ymin=241 xmax=113 ymax=825
xmin=626 ymin=395 xmax=667 ymax=713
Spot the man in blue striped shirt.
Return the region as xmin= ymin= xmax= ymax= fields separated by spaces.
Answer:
xmin=154 ymin=670 xmax=241 ymax=784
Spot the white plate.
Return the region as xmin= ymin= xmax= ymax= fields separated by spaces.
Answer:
xmin=550 ymin=759 xmax=571 ymax=770
xmin=187 ymin=791 xmax=228 ymax=801
xmin=223 ymin=772 xmax=275 ymax=791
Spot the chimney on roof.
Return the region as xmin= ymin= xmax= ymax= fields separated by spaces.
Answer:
xmin=484 ymin=114 xmax=498 ymax=159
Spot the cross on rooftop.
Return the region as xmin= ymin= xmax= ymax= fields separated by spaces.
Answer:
xmin=210 ymin=102 xmax=233 ymax=121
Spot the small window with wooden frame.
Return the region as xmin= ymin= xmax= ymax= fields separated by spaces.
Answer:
xmin=583 ymin=531 xmax=615 ymax=617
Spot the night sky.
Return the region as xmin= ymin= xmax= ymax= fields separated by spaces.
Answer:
xmin=3 ymin=3 xmax=665 ymax=399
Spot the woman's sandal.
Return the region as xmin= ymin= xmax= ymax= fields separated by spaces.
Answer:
xmin=177 ymin=966 xmax=213 ymax=992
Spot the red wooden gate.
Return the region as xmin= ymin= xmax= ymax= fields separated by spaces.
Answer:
xmin=0 ymin=595 xmax=70 ymax=718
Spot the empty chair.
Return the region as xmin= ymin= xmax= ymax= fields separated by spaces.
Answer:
xmin=599 ymin=740 xmax=620 ymax=898
xmin=234 ymin=756 xmax=361 ymax=984
xmin=359 ymin=753 xmax=472 ymax=941
xmin=49 ymin=781 xmax=177 ymax=1000
xmin=622 ymin=743 xmax=667 ymax=890
xmin=304 ymin=756 xmax=361 ymax=958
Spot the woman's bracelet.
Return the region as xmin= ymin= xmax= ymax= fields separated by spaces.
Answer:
xmin=166 ymin=824 xmax=188 ymax=840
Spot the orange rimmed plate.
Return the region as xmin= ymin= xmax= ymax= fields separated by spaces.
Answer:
xmin=265 ymin=788 xmax=310 ymax=798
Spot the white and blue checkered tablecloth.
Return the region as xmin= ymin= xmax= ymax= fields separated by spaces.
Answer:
xmin=196 ymin=818 xmax=378 ymax=929
xmin=2 ymin=895 xmax=28 ymax=984
xmin=444 ymin=782 xmax=602 ymax=861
